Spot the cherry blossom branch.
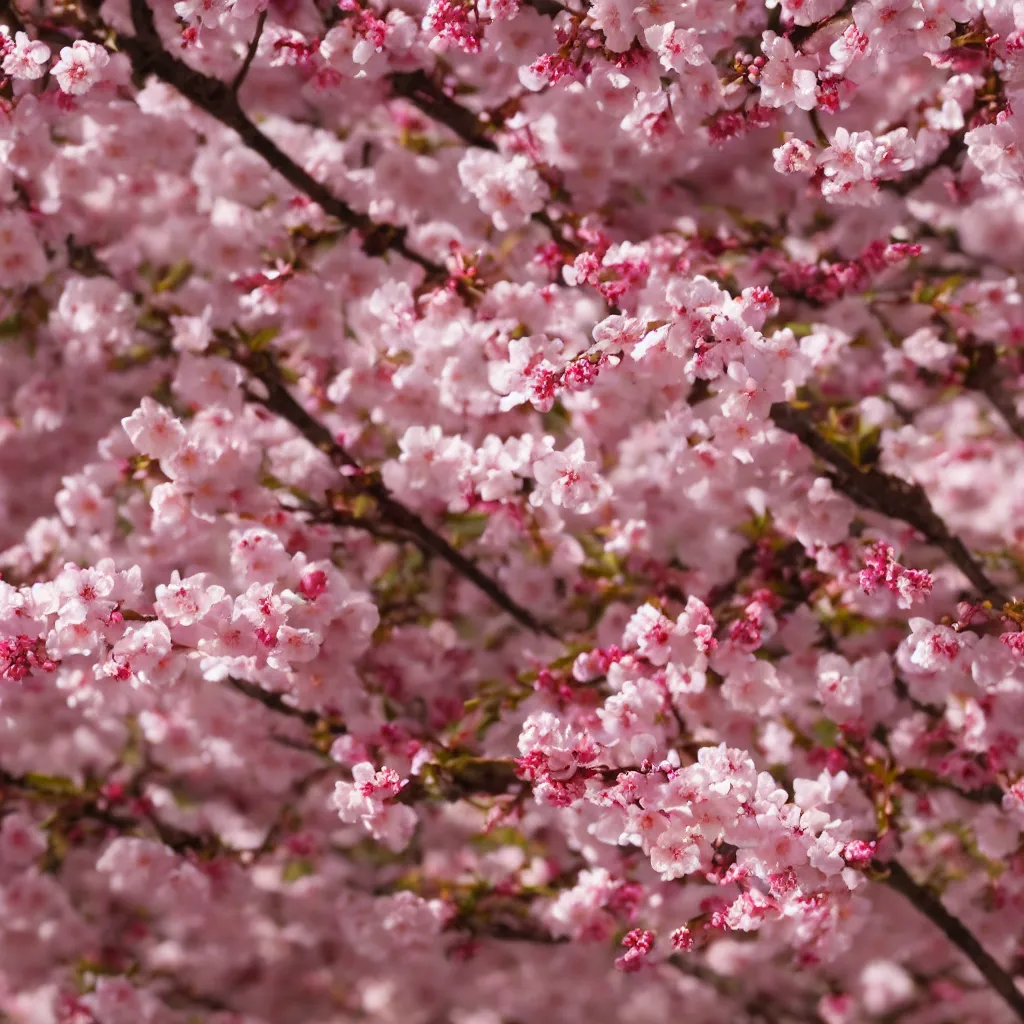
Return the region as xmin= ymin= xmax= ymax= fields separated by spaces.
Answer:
xmin=462 ymin=915 xmax=824 ymax=1023
xmin=401 ymin=756 xmax=521 ymax=803
xmin=0 ymin=0 xmax=27 ymax=33
xmin=231 ymin=7 xmax=267 ymax=95
xmin=521 ymin=0 xmax=571 ymax=14
xmin=772 ymin=752 xmax=1021 ymax=1020
xmin=390 ymin=69 xmax=500 ymax=152
xmin=245 ymin=352 xmax=560 ymax=637
xmin=121 ymin=0 xmax=446 ymax=278
xmin=881 ymin=86 xmax=995 ymax=198
xmin=965 ymin=343 xmax=1024 ymax=446
xmin=387 ymin=71 xmax=579 ymax=253
xmin=668 ymin=956 xmax=825 ymax=1024
xmin=769 ymin=402 xmax=1010 ymax=606
xmin=787 ymin=0 xmax=854 ymax=49
xmin=1 ymin=754 xmax=522 ymax=862
xmin=870 ymin=299 xmax=1024 ymax=451
xmin=880 ymin=859 xmax=1024 ymax=1022
xmin=224 ymin=675 xmax=346 ymax=734
xmin=0 ymin=763 xmax=229 ymax=858
xmin=24 ymin=749 xmax=1015 ymax=1024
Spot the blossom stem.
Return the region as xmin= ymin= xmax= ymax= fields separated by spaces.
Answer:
xmin=224 ymin=675 xmax=346 ymax=733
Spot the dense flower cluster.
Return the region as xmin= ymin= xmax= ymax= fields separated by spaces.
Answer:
xmin=3 ymin=0 xmax=1024 ymax=1022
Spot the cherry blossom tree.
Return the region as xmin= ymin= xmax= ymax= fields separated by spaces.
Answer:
xmin=3 ymin=0 xmax=1024 ymax=1022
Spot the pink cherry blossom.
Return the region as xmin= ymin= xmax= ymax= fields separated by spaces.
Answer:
xmin=51 ymin=40 xmax=109 ymax=95
xmin=2 ymin=31 xmax=50 ymax=81
xmin=458 ymin=150 xmax=548 ymax=231
xmin=531 ymin=438 xmax=605 ymax=513
xmin=0 ymin=2 xmax=1023 ymax=1022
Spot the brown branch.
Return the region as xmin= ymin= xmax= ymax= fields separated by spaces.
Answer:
xmin=0 ymin=0 xmax=27 ymax=33
xmin=881 ymin=860 xmax=1024 ymax=1022
xmin=880 ymin=90 xmax=990 ymax=199
xmin=769 ymin=758 xmax=1021 ymax=1021
xmin=246 ymin=354 xmax=560 ymax=638
xmin=224 ymin=675 xmax=347 ymax=734
xmin=299 ymin=499 xmax=412 ymax=543
xmin=965 ymin=343 xmax=1024 ymax=446
xmin=883 ymin=130 xmax=968 ymax=197
xmin=231 ymin=7 xmax=267 ymax=95
xmin=2 ymin=755 xmax=526 ymax=865
xmin=390 ymin=69 xmax=499 ymax=152
xmin=387 ymin=70 xmax=579 ymax=254
xmin=0 ymin=764 xmax=229 ymax=858
xmin=787 ymin=0 xmax=854 ymax=50
xmin=400 ymin=756 xmax=521 ymax=803
xmin=521 ymin=0 xmax=572 ymax=15
xmin=669 ymin=956 xmax=826 ymax=1024
xmin=122 ymin=0 xmax=445 ymax=278
xmin=769 ymin=402 xmax=1010 ymax=606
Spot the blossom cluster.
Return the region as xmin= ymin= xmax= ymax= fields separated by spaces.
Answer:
xmin=3 ymin=0 xmax=1024 ymax=1022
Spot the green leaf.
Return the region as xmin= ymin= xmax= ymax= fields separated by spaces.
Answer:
xmin=445 ymin=512 xmax=488 ymax=542
xmin=541 ymin=400 xmax=571 ymax=433
xmin=810 ymin=719 xmax=840 ymax=749
xmin=781 ymin=321 xmax=813 ymax=338
xmin=0 ymin=312 xmax=23 ymax=339
xmin=154 ymin=260 xmax=193 ymax=293
xmin=351 ymin=494 xmax=377 ymax=519
xmin=249 ymin=326 xmax=280 ymax=351
xmin=281 ymin=859 xmax=314 ymax=883
xmin=23 ymin=773 xmax=79 ymax=796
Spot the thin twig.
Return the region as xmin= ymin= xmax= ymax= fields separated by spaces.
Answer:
xmin=879 ymin=91 xmax=990 ymax=199
xmin=669 ymin=956 xmax=826 ymax=1023
xmin=231 ymin=7 xmax=267 ymax=95
xmin=224 ymin=675 xmax=346 ymax=733
xmin=872 ymin=303 xmax=1024 ymax=448
xmin=0 ymin=763 xmax=229 ymax=857
xmin=520 ymin=0 xmax=571 ymax=15
xmin=0 ymin=0 xmax=27 ymax=33
xmin=787 ymin=0 xmax=854 ymax=49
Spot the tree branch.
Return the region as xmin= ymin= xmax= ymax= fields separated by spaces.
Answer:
xmin=520 ymin=0 xmax=572 ymax=15
xmin=122 ymin=0 xmax=445 ymax=278
xmin=0 ymin=764 xmax=230 ymax=858
xmin=231 ymin=7 xmax=267 ymax=95
xmin=881 ymin=860 xmax=1024 ymax=1022
xmin=400 ymin=756 xmax=521 ymax=803
xmin=387 ymin=70 xmax=579 ymax=254
xmin=246 ymin=354 xmax=560 ymax=638
xmin=787 ymin=0 xmax=854 ymax=50
xmin=769 ymin=402 xmax=1010 ymax=606
xmin=224 ymin=675 xmax=346 ymax=733
xmin=965 ymin=343 xmax=1024 ymax=447
xmin=0 ymin=0 xmax=27 ymax=33
xmin=390 ymin=69 xmax=499 ymax=152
